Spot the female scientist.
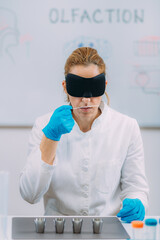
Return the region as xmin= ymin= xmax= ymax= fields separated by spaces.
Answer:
xmin=20 ymin=47 xmax=149 ymax=222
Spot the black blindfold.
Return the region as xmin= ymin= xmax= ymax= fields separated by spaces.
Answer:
xmin=65 ymin=73 xmax=106 ymax=98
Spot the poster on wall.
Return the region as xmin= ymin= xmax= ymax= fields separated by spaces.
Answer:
xmin=0 ymin=0 xmax=160 ymax=126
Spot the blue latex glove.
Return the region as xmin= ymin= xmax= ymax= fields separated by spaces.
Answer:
xmin=117 ymin=198 xmax=145 ymax=223
xmin=42 ymin=105 xmax=75 ymax=141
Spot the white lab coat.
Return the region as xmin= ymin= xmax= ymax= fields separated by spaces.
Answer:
xmin=20 ymin=101 xmax=149 ymax=216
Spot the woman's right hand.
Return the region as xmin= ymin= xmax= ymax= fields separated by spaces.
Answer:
xmin=42 ymin=105 xmax=75 ymax=141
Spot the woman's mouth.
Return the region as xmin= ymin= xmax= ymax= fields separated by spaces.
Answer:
xmin=73 ymin=105 xmax=99 ymax=110
xmin=80 ymin=106 xmax=92 ymax=111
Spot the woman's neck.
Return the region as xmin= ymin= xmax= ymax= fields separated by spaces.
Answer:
xmin=73 ymin=108 xmax=102 ymax=133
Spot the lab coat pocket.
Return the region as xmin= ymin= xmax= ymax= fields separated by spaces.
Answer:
xmin=94 ymin=162 xmax=118 ymax=194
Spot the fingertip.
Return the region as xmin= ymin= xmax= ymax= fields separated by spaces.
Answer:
xmin=62 ymin=105 xmax=73 ymax=109
xmin=121 ymin=217 xmax=131 ymax=223
xmin=68 ymin=105 xmax=73 ymax=109
xmin=123 ymin=198 xmax=129 ymax=205
xmin=72 ymin=119 xmax=75 ymax=125
xmin=117 ymin=211 xmax=121 ymax=217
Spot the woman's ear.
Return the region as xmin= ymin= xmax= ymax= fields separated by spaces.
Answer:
xmin=62 ymin=80 xmax=67 ymax=94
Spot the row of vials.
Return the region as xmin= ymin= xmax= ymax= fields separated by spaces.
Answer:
xmin=34 ymin=218 xmax=103 ymax=234
xmin=132 ymin=218 xmax=158 ymax=240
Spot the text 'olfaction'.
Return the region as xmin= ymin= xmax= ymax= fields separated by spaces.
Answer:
xmin=49 ymin=8 xmax=145 ymax=24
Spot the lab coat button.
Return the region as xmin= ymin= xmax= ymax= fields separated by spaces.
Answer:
xmin=83 ymin=192 xmax=88 ymax=198
xmin=83 ymin=167 xmax=88 ymax=172
xmin=83 ymin=185 xmax=89 ymax=191
xmin=83 ymin=159 xmax=88 ymax=165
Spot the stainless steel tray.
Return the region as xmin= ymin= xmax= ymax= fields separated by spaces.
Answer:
xmin=12 ymin=216 xmax=130 ymax=239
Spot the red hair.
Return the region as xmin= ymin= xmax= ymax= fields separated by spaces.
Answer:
xmin=64 ymin=47 xmax=106 ymax=76
xmin=64 ymin=47 xmax=109 ymax=104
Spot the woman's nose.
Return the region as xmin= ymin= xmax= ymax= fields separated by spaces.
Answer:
xmin=82 ymin=97 xmax=91 ymax=104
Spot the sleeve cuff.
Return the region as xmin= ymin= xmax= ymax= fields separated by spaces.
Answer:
xmin=121 ymin=193 xmax=149 ymax=210
xmin=40 ymin=158 xmax=56 ymax=171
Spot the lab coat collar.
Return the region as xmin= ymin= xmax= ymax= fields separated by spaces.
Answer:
xmin=73 ymin=100 xmax=108 ymax=134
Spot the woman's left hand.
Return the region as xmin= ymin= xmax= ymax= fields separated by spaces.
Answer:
xmin=117 ymin=198 xmax=145 ymax=223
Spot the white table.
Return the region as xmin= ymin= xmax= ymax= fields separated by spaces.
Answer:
xmin=1 ymin=216 xmax=160 ymax=240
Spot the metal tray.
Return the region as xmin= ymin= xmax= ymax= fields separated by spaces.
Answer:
xmin=12 ymin=216 xmax=130 ymax=239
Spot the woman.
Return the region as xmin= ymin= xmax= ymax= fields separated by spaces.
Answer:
xmin=20 ymin=47 xmax=149 ymax=222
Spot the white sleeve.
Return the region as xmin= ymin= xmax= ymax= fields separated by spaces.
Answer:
xmin=120 ymin=119 xmax=149 ymax=210
xmin=19 ymin=117 xmax=55 ymax=204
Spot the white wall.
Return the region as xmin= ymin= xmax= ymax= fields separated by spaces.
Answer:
xmin=0 ymin=128 xmax=159 ymax=216
xmin=0 ymin=128 xmax=43 ymax=216
xmin=141 ymin=128 xmax=160 ymax=215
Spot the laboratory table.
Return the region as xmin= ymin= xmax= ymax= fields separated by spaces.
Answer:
xmin=1 ymin=216 xmax=160 ymax=240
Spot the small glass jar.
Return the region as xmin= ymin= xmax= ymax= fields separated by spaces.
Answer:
xmin=131 ymin=221 xmax=144 ymax=240
xmin=144 ymin=218 xmax=157 ymax=240
xmin=159 ymin=219 xmax=160 ymax=239
xmin=158 ymin=218 xmax=160 ymax=240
